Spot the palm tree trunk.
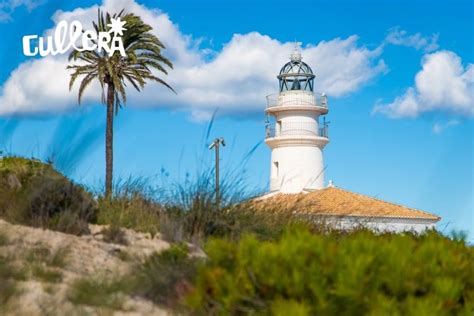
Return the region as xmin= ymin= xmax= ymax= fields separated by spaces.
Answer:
xmin=105 ymin=83 xmax=115 ymax=198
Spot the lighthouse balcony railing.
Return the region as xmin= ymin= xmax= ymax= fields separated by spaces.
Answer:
xmin=265 ymin=122 xmax=329 ymax=139
xmin=319 ymin=125 xmax=329 ymax=138
xmin=266 ymin=92 xmax=328 ymax=109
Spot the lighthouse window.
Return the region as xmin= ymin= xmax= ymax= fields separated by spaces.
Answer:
xmin=273 ymin=161 xmax=279 ymax=177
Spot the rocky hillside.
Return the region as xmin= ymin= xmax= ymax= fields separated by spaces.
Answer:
xmin=0 ymin=219 xmax=176 ymax=315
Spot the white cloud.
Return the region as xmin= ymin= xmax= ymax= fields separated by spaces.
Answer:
xmin=0 ymin=0 xmax=45 ymax=22
xmin=0 ymin=0 xmax=386 ymax=119
xmin=432 ymin=119 xmax=460 ymax=134
xmin=373 ymin=51 xmax=474 ymax=118
xmin=385 ymin=27 xmax=439 ymax=52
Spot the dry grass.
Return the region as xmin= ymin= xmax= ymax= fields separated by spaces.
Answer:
xmin=96 ymin=177 xmax=162 ymax=236
xmin=101 ymin=225 xmax=128 ymax=245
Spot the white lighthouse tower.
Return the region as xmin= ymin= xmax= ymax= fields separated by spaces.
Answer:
xmin=265 ymin=48 xmax=329 ymax=193
xmin=258 ymin=48 xmax=440 ymax=233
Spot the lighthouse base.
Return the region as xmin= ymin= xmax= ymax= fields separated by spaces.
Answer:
xmin=269 ymin=144 xmax=325 ymax=193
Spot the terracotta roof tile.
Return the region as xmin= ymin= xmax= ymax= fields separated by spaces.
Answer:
xmin=251 ymin=187 xmax=440 ymax=221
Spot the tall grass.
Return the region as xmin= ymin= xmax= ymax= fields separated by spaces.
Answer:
xmin=93 ymin=112 xmax=266 ymax=242
xmin=93 ymin=163 xmax=281 ymax=244
xmin=95 ymin=176 xmax=163 ymax=236
xmin=93 ymin=161 xmax=323 ymax=244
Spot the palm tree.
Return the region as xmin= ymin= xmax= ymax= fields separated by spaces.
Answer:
xmin=68 ymin=9 xmax=175 ymax=198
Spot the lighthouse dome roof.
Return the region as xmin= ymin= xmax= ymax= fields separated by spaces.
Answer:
xmin=279 ymin=60 xmax=314 ymax=76
xmin=279 ymin=49 xmax=314 ymax=76
xmin=277 ymin=49 xmax=315 ymax=92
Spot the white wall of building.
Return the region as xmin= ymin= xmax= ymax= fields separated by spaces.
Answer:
xmin=321 ymin=216 xmax=437 ymax=234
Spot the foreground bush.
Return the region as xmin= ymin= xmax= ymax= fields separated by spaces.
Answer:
xmin=0 ymin=157 xmax=96 ymax=235
xmin=132 ymin=243 xmax=200 ymax=307
xmin=188 ymin=228 xmax=474 ymax=315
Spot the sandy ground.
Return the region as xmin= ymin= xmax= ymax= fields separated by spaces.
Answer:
xmin=0 ymin=219 xmax=173 ymax=316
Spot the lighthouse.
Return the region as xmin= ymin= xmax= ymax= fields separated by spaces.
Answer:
xmin=265 ymin=48 xmax=329 ymax=194
xmin=257 ymin=48 xmax=440 ymax=233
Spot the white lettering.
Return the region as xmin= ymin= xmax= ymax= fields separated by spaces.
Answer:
xmin=22 ymin=35 xmax=38 ymax=56
xmin=110 ymin=36 xmax=126 ymax=56
xmin=82 ymin=30 xmax=97 ymax=51
xmin=69 ymin=20 xmax=84 ymax=51
xmin=54 ymin=20 xmax=69 ymax=54
xmin=22 ymin=19 xmax=126 ymax=58
xmin=39 ymin=36 xmax=55 ymax=57
xmin=97 ymin=32 xmax=111 ymax=55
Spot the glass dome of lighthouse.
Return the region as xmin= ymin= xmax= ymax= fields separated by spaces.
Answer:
xmin=277 ymin=48 xmax=315 ymax=92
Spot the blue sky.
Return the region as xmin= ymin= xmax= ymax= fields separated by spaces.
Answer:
xmin=0 ymin=0 xmax=472 ymax=238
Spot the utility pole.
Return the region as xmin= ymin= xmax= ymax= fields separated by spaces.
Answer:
xmin=209 ymin=137 xmax=225 ymax=209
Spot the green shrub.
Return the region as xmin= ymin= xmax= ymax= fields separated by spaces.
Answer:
xmin=0 ymin=157 xmax=96 ymax=235
xmin=187 ymin=228 xmax=474 ymax=315
xmin=30 ymin=264 xmax=62 ymax=283
xmin=208 ymin=205 xmax=319 ymax=241
xmin=68 ymin=277 xmax=130 ymax=310
xmin=132 ymin=243 xmax=200 ymax=307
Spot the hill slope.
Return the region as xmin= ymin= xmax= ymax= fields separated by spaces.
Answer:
xmin=0 ymin=219 xmax=170 ymax=315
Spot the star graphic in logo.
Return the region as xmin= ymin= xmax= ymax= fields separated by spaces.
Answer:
xmin=108 ymin=17 xmax=127 ymax=36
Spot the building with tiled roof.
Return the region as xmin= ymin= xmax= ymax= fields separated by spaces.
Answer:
xmin=253 ymin=186 xmax=440 ymax=233
xmin=261 ymin=49 xmax=440 ymax=233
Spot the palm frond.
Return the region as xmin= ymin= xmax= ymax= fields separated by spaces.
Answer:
xmin=146 ymin=74 xmax=177 ymax=94
xmin=78 ymin=72 xmax=98 ymax=104
xmin=68 ymin=9 xmax=175 ymax=110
